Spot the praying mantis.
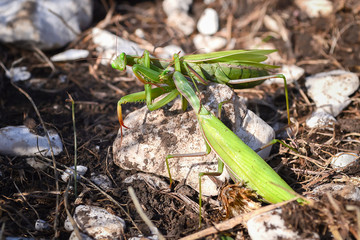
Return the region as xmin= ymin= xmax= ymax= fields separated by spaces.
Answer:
xmin=165 ymin=55 xmax=298 ymax=226
xmin=112 ymin=50 xmax=300 ymax=225
xmin=112 ymin=49 xmax=290 ymax=139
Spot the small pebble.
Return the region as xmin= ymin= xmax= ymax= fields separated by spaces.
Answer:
xmin=331 ymin=152 xmax=359 ymax=169
xmin=197 ymin=8 xmax=219 ymax=35
xmin=50 ymin=49 xmax=89 ymax=62
xmin=5 ymin=66 xmax=31 ymax=82
xmin=90 ymin=173 xmax=112 ymax=190
xmin=134 ymin=28 xmax=145 ymax=39
xmin=34 ymin=219 xmax=50 ymax=231
xmin=61 ymin=165 xmax=88 ymax=182
xmin=72 ymin=205 xmax=126 ymax=239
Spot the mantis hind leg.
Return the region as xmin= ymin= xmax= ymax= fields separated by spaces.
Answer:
xmin=228 ymin=74 xmax=290 ymax=126
xmin=165 ymin=140 xmax=213 ymax=227
xmin=198 ymin=159 xmax=224 ymax=227
xmin=254 ymin=138 xmax=298 ymax=154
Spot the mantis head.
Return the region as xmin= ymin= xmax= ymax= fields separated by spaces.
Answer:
xmin=111 ymin=52 xmax=127 ymax=71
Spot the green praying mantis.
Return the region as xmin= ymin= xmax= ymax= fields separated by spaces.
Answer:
xmin=112 ymin=50 xmax=300 ymax=225
xmin=111 ymin=49 xmax=290 ymax=139
xmin=165 ymin=55 xmax=298 ymax=226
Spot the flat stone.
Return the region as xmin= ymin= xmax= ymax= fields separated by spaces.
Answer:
xmin=305 ymin=70 xmax=359 ymax=117
xmin=113 ymin=83 xmax=275 ymax=196
xmin=72 ymin=205 xmax=126 ymax=240
xmin=0 ymin=125 xmax=62 ymax=156
xmin=0 ymin=0 xmax=92 ymax=50
xmin=331 ymin=152 xmax=359 ymax=169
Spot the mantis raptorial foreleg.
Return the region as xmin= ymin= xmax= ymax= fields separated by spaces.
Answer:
xmin=112 ymin=49 xmax=292 ymax=125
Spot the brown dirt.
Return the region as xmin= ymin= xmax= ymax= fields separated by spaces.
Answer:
xmin=1 ymin=0 xmax=359 ymax=239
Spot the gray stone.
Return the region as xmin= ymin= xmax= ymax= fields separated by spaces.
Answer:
xmin=61 ymin=165 xmax=88 ymax=182
xmin=113 ymin=83 xmax=275 ymax=196
xmin=305 ymin=70 xmax=359 ymax=128
xmin=90 ymin=173 xmax=113 ymax=190
xmin=331 ymin=152 xmax=359 ymax=169
xmin=0 ymin=0 xmax=93 ymax=50
xmin=71 ymin=205 xmax=126 ymax=240
xmin=0 ymin=125 xmax=62 ymax=156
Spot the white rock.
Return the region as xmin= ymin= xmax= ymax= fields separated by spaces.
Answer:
xmin=166 ymin=11 xmax=195 ymax=36
xmin=50 ymin=49 xmax=89 ymax=62
xmin=61 ymin=165 xmax=88 ymax=182
xmin=295 ymin=0 xmax=333 ymax=18
xmin=162 ymin=0 xmax=193 ymax=17
xmin=305 ymin=70 xmax=359 ymax=127
xmin=247 ymin=209 xmax=318 ymax=240
xmin=92 ymin=28 xmax=143 ymax=66
xmin=5 ymin=66 xmax=31 ymax=82
xmin=193 ymin=34 xmax=227 ymax=53
xmin=305 ymin=109 xmax=337 ymax=128
xmin=312 ymin=184 xmax=360 ymax=201
xmin=330 ymin=152 xmax=359 ymax=169
xmin=197 ymin=8 xmax=219 ymax=35
xmin=72 ymin=205 xmax=126 ymax=239
xmin=0 ymin=125 xmax=63 ymax=156
xmin=113 ymin=83 xmax=275 ymax=196
xmin=134 ymin=28 xmax=145 ymax=39
xmin=90 ymin=173 xmax=112 ymax=190
xmin=0 ymin=0 xmax=93 ymax=50
xmin=34 ymin=219 xmax=50 ymax=231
